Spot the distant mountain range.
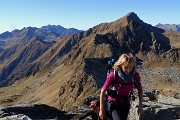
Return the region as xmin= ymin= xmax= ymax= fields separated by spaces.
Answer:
xmin=0 ymin=25 xmax=82 ymax=50
xmin=156 ymin=23 xmax=180 ymax=32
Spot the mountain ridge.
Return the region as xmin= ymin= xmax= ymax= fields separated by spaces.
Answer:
xmin=156 ymin=23 xmax=180 ymax=32
xmin=0 ymin=25 xmax=82 ymax=50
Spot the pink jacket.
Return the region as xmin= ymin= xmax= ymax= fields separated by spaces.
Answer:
xmin=102 ymin=71 xmax=142 ymax=106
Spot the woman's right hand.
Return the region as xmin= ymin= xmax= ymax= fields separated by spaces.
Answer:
xmin=99 ymin=109 xmax=105 ymax=120
xmin=99 ymin=89 xmax=106 ymax=120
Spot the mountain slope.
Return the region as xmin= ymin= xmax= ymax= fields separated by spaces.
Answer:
xmin=0 ymin=37 xmax=55 ymax=86
xmin=163 ymin=31 xmax=180 ymax=48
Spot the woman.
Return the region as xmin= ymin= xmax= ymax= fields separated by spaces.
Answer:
xmin=99 ymin=54 xmax=144 ymax=120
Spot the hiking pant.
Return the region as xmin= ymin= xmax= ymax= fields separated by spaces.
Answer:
xmin=106 ymin=101 xmax=130 ymax=120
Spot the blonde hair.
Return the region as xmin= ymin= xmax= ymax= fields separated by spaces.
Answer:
xmin=113 ymin=54 xmax=136 ymax=71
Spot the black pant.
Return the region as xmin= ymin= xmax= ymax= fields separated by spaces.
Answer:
xmin=106 ymin=101 xmax=130 ymax=120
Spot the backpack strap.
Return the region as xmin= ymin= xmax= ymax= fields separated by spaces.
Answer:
xmin=113 ymin=70 xmax=118 ymax=84
xmin=130 ymin=72 xmax=139 ymax=101
xmin=107 ymin=60 xmax=113 ymax=75
xmin=132 ymin=72 xmax=138 ymax=88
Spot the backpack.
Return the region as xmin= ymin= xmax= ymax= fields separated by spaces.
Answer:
xmin=107 ymin=59 xmax=115 ymax=75
xmin=107 ymin=70 xmax=138 ymax=101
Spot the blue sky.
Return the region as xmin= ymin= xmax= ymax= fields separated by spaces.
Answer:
xmin=0 ymin=0 xmax=179 ymax=33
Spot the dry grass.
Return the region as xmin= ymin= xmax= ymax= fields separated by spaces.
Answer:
xmin=147 ymin=73 xmax=180 ymax=93
xmin=0 ymin=63 xmax=76 ymax=109
xmin=142 ymin=57 xmax=180 ymax=93
xmin=164 ymin=31 xmax=180 ymax=48
xmin=143 ymin=59 xmax=180 ymax=70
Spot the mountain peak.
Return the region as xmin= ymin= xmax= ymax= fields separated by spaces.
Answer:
xmin=126 ymin=12 xmax=137 ymax=16
xmin=123 ymin=12 xmax=140 ymax=23
xmin=110 ymin=12 xmax=142 ymax=28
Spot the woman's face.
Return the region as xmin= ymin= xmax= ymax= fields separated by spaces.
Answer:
xmin=121 ymin=63 xmax=133 ymax=75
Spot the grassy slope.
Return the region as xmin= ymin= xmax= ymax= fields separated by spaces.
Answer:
xmin=0 ymin=63 xmax=73 ymax=108
xmin=143 ymin=58 xmax=180 ymax=93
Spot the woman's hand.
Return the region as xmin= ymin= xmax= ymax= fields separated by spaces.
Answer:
xmin=99 ymin=109 xmax=105 ymax=120
xmin=137 ymin=106 xmax=144 ymax=118
xmin=137 ymin=90 xmax=144 ymax=118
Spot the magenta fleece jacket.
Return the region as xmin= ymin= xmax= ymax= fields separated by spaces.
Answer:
xmin=102 ymin=71 xmax=142 ymax=106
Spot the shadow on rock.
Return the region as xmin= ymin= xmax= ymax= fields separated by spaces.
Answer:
xmin=142 ymin=106 xmax=180 ymax=120
xmin=0 ymin=104 xmax=75 ymax=120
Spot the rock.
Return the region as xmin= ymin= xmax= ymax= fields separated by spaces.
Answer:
xmin=128 ymin=99 xmax=180 ymax=120
xmin=0 ymin=104 xmax=75 ymax=120
xmin=2 ymin=114 xmax=31 ymax=120
xmin=157 ymin=94 xmax=180 ymax=106
xmin=174 ymin=93 xmax=180 ymax=99
xmin=144 ymin=90 xmax=159 ymax=101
